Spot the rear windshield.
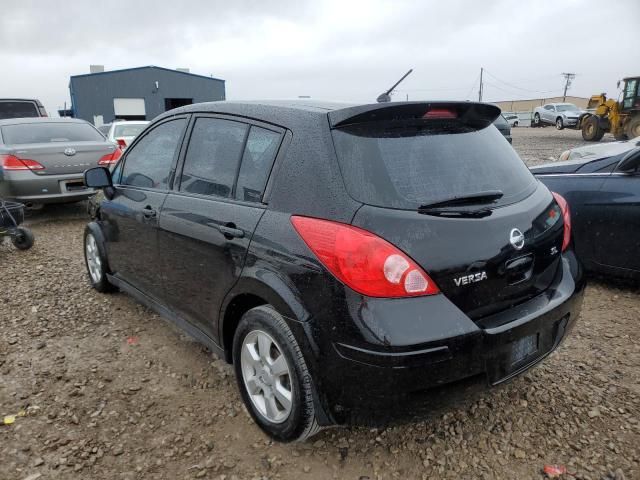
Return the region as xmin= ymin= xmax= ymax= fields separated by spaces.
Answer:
xmin=332 ymin=122 xmax=536 ymax=209
xmin=1 ymin=122 xmax=105 ymax=145
xmin=114 ymin=124 xmax=147 ymax=138
xmin=0 ymin=101 xmax=39 ymax=120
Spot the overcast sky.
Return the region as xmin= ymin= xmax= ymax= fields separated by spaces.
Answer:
xmin=2 ymin=0 xmax=638 ymax=116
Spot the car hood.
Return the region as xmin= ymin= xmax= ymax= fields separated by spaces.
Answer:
xmin=564 ymin=137 xmax=640 ymax=160
xmin=529 ymin=158 xmax=591 ymax=174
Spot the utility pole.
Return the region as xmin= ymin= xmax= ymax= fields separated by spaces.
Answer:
xmin=561 ymin=72 xmax=576 ymax=101
xmin=478 ymin=67 xmax=484 ymax=102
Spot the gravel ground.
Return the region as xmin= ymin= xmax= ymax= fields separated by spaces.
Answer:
xmin=1 ymin=128 xmax=638 ymax=480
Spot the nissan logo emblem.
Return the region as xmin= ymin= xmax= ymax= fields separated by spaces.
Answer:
xmin=64 ymin=148 xmax=76 ymax=156
xmin=510 ymin=228 xmax=525 ymax=250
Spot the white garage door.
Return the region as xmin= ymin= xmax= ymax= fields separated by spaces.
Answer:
xmin=113 ymin=98 xmax=146 ymax=116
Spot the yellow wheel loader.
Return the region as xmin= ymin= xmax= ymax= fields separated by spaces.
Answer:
xmin=580 ymin=76 xmax=640 ymax=141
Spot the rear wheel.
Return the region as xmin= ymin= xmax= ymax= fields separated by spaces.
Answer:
xmin=556 ymin=117 xmax=564 ymax=130
xmin=233 ymin=305 xmax=321 ymax=442
xmin=533 ymin=113 xmax=541 ymax=127
xmin=11 ymin=227 xmax=34 ymax=250
xmin=582 ymin=116 xmax=605 ymax=141
xmin=626 ymin=116 xmax=640 ymax=139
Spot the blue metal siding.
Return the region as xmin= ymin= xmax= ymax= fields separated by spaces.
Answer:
xmin=69 ymin=66 xmax=225 ymax=123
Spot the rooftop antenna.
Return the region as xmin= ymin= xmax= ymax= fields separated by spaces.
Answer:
xmin=376 ymin=69 xmax=413 ymax=103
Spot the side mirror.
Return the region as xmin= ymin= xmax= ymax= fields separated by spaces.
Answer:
xmin=617 ymin=148 xmax=640 ymax=173
xmin=84 ymin=167 xmax=113 ymax=188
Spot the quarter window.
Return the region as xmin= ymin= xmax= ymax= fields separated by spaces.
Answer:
xmin=121 ymin=119 xmax=186 ymax=189
xmin=179 ymin=118 xmax=248 ymax=198
xmin=235 ymin=126 xmax=281 ymax=203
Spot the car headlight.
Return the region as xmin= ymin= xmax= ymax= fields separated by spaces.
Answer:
xmin=559 ymin=150 xmax=571 ymax=161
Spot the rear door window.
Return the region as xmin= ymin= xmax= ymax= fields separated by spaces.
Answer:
xmin=179 ymin=117 xmax=248 ymax=198
xmin=332 ymin=123 xmax=536 ymax=209
xmin=0 ymin=101 xmax=39 ymax=120
xmin=1 ymin=122 xmax=104 ymax=144
xmin=235 ymin=126 xmax=281 ymax=203
xmin=121 ymin=119 xmax=186 ymax=190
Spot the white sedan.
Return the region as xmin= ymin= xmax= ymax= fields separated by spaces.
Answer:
xmin=98 ymin=121 xmax=149 ymax=148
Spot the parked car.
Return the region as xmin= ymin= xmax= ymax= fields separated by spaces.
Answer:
xmin=533 ymin=103 xmax=584 ymax=130
xmin=531 ymin=147 xmax=640 ymax=281
xmin=0 ymin=118 xmax=121 ymax=208
xmin=503 ymin=113 xmax=520 ymax=127
xmin=558 ymin=136 xmax=640 ymax=161
xmin=83 ymin=100 xmax=584 ymax=441
xmin=493 ymin=114 xmax=512 ymax=143
xmin=99 ymin=121 xmax=149 ymax=148
xmin=0 ymin=98 xmax=48 ymax=119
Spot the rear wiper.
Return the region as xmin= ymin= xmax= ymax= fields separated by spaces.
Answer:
xmin=418 ymin=190 xmax=504 ymax=211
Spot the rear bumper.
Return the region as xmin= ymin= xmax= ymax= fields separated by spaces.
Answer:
xmin=0 ymin=170 xmax=95 ymax=204
xmin=306 ymin=250 xmax=585 ymax=421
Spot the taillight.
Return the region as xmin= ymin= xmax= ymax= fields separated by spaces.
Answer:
xmin=291 ymin=216 xmax=440 ymax=298
xmin=552 ymin=192 xmax=571 ymax=252
xmin=98 ymin=147 xmax=123 ymax=165
xmin=0 ymin=154 xmax=45 ymax=171
xmin=116 ymin=138 xmax=127 ymax=148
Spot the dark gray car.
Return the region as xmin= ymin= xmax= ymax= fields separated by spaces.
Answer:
xmin=0 ymin=118 xmax=121 ymax=207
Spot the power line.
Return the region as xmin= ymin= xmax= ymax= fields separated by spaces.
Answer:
xmin=483 ymin=69 xmax=561 ymax=94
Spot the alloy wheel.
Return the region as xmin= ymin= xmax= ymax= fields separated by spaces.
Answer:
xmin=85 ymin=233 xmax=102 ymax=283
xmin=240 ymin=329 xmax=293 ymax=424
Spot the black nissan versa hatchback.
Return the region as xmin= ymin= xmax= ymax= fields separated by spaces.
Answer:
xmin=83 ymin=100 xmax=585 ymax=441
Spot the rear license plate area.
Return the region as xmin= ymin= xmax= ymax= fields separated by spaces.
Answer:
xmin=508 ymin=333 xmax=538 ymax=366
xmin=61 ymin=180 xmax=88 ymax=192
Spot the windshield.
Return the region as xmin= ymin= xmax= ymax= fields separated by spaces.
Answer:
xmin=556 ymin=104 xmax=578 ymax=112
xmin=332 ymin=122 xmax=536 ymax=209
xmin=1 ymin=122 xmax=105 ymax=144
xmin=0 ymin=101 xmax=39 ymax=119
xmin=114 ymin=124 xmax=147 ymax=138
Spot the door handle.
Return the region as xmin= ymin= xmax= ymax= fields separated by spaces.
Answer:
xmin=142 ymin=205 xmax=157 ymax=219
xmin=218 ymin=222 xmax=244 ymax=239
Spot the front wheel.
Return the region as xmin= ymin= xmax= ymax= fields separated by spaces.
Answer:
xmin=582 ymin=116 xmax=605 ymax=141
xmin=11 ymin=227 xmax=34 ymax=250
xmin=84 ymin=227 xmax=116 ymax=292
xmin=556 ymin=117 xmax=564 ymax=130
xmin=533 ymin=113 xmax=541 ymax=126
xmin=233 ymin=305 xmax=322 ymax=442
xmin=513 ymin=121 xmax=518 ymax=127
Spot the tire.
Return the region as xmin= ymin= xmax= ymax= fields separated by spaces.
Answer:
xmin=232 ymin=305 xmax=322 ymax=442
xmin=556 ymin=117 xmax=564 ymax=130
xmin=626 ymin=116 xmax=640 ymax=139
xmin=83 ymin=225 xmax=116 ymax=293
xmin=11 ymin=227 xmax=34 ymax=250
xmin=513 ymin=121 xmax=518 ymax=127
xmin=582 ymin=116 xmax=605 ymax=141
xmin=533 ymin=113 xmax=541 ymax=127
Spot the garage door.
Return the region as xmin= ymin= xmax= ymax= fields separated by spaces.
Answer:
xmin=113 ymin=98 xmax=146 ymax=117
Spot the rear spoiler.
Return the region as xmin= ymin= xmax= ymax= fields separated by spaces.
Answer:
xmin=328 ymin=101 xmax=501 ymax=129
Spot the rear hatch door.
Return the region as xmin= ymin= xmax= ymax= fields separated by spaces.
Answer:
xmin=330 ymin=102 xmax=565 ymax=319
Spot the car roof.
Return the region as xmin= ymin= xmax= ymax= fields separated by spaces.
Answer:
xmin=0 ymin=98 xmax=41 ymax=103
xmin=161 ymin=100 xmax=499 ymax=129
xmin=0 ymin=117 xmax=88 ymax=127
xmin=111 ymin=120 xmax=149 ymax=125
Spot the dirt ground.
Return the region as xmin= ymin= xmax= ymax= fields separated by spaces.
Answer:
xmin=1 ymin=128 xmax=638 ymax=480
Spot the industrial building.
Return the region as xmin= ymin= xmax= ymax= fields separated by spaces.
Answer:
xmin=69 ymin=65 xmax=225 ymax=125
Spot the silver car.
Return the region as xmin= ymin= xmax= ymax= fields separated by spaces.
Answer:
xmin=533 ymin=103 xmax=584 ymax=130
xmin=0 ymin=118 xmax=121 ymax=208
